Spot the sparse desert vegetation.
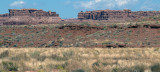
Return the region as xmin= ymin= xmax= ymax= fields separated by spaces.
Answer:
xmin=1 ymin=20 xmax=160 ymax=48
xmin=1 ymin=9 xmax=160 ymax=72
xmin=0 ymin=48 xmax=160 ymax=72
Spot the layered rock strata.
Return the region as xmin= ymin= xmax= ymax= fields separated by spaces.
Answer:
xmin=78 ymin=9 xmax=160 ymax=21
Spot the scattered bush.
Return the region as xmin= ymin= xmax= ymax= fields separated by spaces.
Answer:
xmin=151 ymin=64 xmax=160 ymax=72
xmin=92 ymin=61 xmax=105 ymax=72
xmin=13 ymin=44 xmax=17 ymax=47
xmin=14 ymin=35 xmax=23 ymax=42
xmin=31 ymin=51 xmax=40 ymax=58
xmin=37 ymin=55 xmax=46 ymax=61
xmin=46 ymin=41 xmax=55 ymax=47
xmin=30 ymin=51 xmax=46 ymax=61
xmin=0 ymin=50 xmax=9 ymax=58
xmin=11 ymin=53 xmax=29 ymax=61
xmin=112 ymin=65 xmax=147 ymax=72
xmin=50 ymin=54 xmax=68 ymax=61
xmin=66 ymin=33 xmax=72 ymax=38
xmin=63 ymin=51 xmax=74 ymax=58
xmin=59 ymin=41 xmax=63 ymax=47
xmin=112 ymin=67 xmax=119 ymax=72
xmin=109 ymin=24 xmax=117 ymax=28
xmin=2 ymin=61 xmax=18 ymax=71
xmin=154 ymin=48 xmax=160 ymax=51
xmin=72 ymin=69 xmax=85 ymax=72
xmin=131 ymin=65 xmax=146 ymax=72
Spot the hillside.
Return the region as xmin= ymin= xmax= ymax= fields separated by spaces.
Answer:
xmin=0 ymin=20 xmax=160 ymax=48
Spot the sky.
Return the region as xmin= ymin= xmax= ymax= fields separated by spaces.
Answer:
xmin=0 ymin=0 xmax=160 ymax=19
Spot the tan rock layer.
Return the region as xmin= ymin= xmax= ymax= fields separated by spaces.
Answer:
xmin=0 ymin=9 xmax=61 ymax=25
xmin=78 ymin=9 xmax=160 ymax=20
xmin=8 ymin=9 xmax=59 ymax=17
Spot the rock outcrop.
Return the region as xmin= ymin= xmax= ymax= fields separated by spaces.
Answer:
xmin=0 ymin=9 xmax=61 ymax=25
xmin=78 ymin=9 xmax=160 ymax=21
xmin=8 ymin=9 xmax=59 ymax=17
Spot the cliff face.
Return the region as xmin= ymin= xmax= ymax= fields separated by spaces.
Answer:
xmin=78 ymin=9 xmax=160 ymax=21
xmin=0 ymin=13 xmax=9 ymax=17
xmin=8 ymin=9 xmax=59 ymax=17
xmin=0 ymin=9 xmax=61 ymax=25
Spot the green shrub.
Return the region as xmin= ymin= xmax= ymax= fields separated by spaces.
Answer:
xmin=154 ymin=48 xmax=160 ymax=51
xmin=14 ymin=35 xmax=23 ymax=42
xmin=30 ymin=51 xmax=46 ymax=61
xmin=72 ymin=69 xmax=85 ymax=72
xmin=63 ymin=51 xmax=74 ymax=58
xmin=0 ymin=50 xmax=9 ymax=58
xmin=46 ymin=64 xmax=67 ymax=71
xmin=31 ymin=51 xmax=40 ymax=58
xmin=66 ymin=33 xmax=72 ymax=38
xmin=102 ymin=41 xmax=113 ymax=45
xmin=112 ymin=67 xmax=119 ymax=72
xmin=92 ymin=61 xmax=105 ymax=72
xmin=11 ymin=53 xmax=29 ymax=61
xmin=103 ymin=26 xmax=107 ymax=30
xmin=131 ymin=65 xmax=147 ymax=72
xmin=37 ymin=56 xmax=46 ymax=61
xmin=46 ymin=41 xmax=55 ymax=47
xmin=112 ymin=65 xmax=147 ymax=72
xmin=2 ymin=61 xmax=18 ymax=71
xmin=0 ymin=42 xmax=2 ymax=47
xmin=57 ymin=65 xmax=64 ymax=70
xmin=46 ymin=64 xmax=57 ymax=70
xmin=110 ymin=24 xmax=117 ymax=28
xmin=13 ymin=44 xmax=17 ymax=47
xmin=59 ymin=41 xmax=63 ymax=47
xmin=151 ymin=64 xmax=160 ymax=72
xmin=50 ymin=54 xmax=68 ymax=61
xmin=127 ymin=30 xmax=132 ymax=36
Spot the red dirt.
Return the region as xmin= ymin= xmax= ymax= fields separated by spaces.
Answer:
xmin=0 ymin=24 xmax=160 ymax=48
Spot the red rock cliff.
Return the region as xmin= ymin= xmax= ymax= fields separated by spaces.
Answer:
xmin=78 ymin=9 xmax=160 ymax=21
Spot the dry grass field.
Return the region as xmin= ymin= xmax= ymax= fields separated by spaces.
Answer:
xmin=0 ymin=48 xmax=160 ymax=72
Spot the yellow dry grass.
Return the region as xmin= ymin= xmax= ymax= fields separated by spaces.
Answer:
xmin=0 ymin=48 xmax=160 ymax=72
